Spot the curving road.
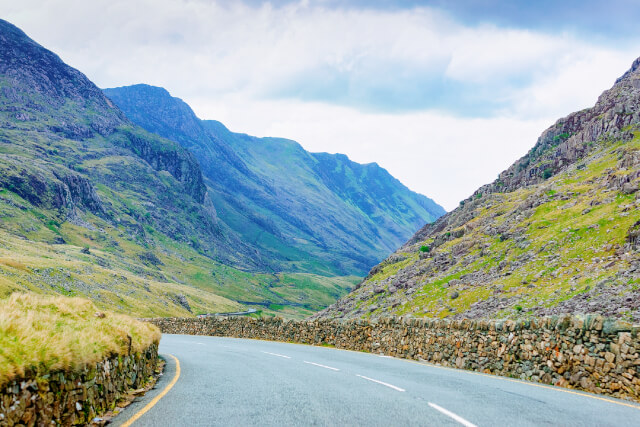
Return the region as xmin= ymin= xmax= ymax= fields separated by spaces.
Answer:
xmin=112 ymin=334 xmax=640 ymax=426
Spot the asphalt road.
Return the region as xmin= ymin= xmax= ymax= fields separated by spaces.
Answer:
xmin=112 ymin=334 xmax=640 ymax=426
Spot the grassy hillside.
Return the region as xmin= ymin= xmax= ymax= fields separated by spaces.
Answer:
xmin=316 ymin=58 xmax=640 ymax=322
xmin=0 ymin=294 xmax=160 ymax=387
xmin=0 ymin=210 xmax=357 ymax=318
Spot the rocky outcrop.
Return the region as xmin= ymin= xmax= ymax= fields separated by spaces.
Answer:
xmin=147 ymin=316 xmax=640 ymax=402
xmin=0 ymin=343 xmax=158 ymax=426
xmin=119 ymin=129 xmax=207 ymax=203
xmin=54 ymin=171 xmax=106 ymax=215
xmin=0 ymin=159 xmax=105 ymax=217
xmin=481 ymin=55 xmax=640 ymax=197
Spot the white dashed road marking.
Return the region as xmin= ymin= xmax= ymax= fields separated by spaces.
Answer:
xmin=356 ymin=374 xmax=405 ymax=392
xmin=428 ymin=402 xmax=478 ymax=427
xmin=304 ymin=361 xmax=340 ymax=371
xmin=261 ymin=351 xmax=291 ymax=359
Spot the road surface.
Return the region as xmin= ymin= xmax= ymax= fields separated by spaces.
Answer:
xmin=112 ymin=334 xmax=640 ymax=426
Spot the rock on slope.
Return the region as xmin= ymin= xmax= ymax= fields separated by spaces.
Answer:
xmin=315 ymin=57 xmax=640 ymax=322
xmin=103 ymin=84 xmax=445 ymax=276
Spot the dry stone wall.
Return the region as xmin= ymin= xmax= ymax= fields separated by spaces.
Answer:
xmin=0 ymin=343 xmax=158 ymax=426
xmin=148 ymin=316 xmax=640 ymax=402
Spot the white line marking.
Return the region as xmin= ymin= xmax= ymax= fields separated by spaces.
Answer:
xmin=378 ymin=355 xmax=394 ymax=359
xmin=304 ymin=361 xmax=340 ymax=371
xmin=261 ymin=351 xmax=291 ymax=359
xmin=356 ymin=374 xmax=405 ymax=392
xmin=428 ymin=402 xmax=478 ymax=427
xmin=196 ymin=342 xmax=205 ymax=345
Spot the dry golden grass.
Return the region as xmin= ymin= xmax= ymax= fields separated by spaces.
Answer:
xmin=0 ymin=258 xmax=29 ymax=272
xmin=0 ymin=293 xmax=161 ymax=387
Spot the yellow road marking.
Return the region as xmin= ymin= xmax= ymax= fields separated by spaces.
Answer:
xmin=121 ymin=354 xmax=181 ymax=427
xmin=205 ymin=335 xmax=640 ymax=411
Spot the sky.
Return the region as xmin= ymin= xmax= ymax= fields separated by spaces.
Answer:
xmin=2 ymin=0 xmax=639 ymax=210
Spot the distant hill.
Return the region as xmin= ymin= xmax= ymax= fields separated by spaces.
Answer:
xmin=315 ymin=57 xmax=640 ymax=322
xmin=103 ymin=84 xmax=445 ymax=276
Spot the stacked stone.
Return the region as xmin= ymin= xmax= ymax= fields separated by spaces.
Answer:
xmin=0 ymin=343 xmax=158 ymax=426
xmin=148 ymin=315 xmax=639 ymax=402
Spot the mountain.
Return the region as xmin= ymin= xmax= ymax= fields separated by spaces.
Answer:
xmin=102 ymin=84 xmax=445 ymax=276
xmin=315 ymin=57 xmax=640 ymax=322
xmin=0 ymin=19 xmax=360 ymax=318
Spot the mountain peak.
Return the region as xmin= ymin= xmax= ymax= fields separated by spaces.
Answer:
xmin=108 ymin=83 xmax=173 ymax=98
xmin=616 ymin=56 xmax=640 ymax=84
xmin=0 ymin=19 xmax=125 ymax=137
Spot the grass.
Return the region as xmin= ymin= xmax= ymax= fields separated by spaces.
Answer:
xmin=0 ymin=258 xmax=29 ymax=272
xmin=0 ymin=293 xmax=160 ymax=388
xmin=0 ymin=215 xmax=357 ymax=319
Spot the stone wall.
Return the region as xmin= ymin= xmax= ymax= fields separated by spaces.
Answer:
xmin=148 ymin=315 xmax=640 ymax=402
xmin=0 ymin=343 xmax=158 ymax=426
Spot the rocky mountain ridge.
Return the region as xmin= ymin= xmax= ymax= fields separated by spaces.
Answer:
xmin=315 ymin=56 xmax=640 ymax=322
xmin=103 ymin=84 xmax=445 ymax=276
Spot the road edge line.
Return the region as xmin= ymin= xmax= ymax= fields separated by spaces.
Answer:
xmin=120 ymin=354 xmax=181 ymax=427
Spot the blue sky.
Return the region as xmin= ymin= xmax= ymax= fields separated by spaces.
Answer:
xmin=2 ymin=0 xmax=639 ymax=209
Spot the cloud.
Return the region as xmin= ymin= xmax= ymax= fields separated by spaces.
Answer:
xmin=1 ymin=0 xmax=638 ymax=209
xmin=7 ymin=1 xmax=636 ymax=117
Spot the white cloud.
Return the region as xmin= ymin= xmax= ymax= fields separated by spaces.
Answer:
xmin=1 ymin=0 xmax=638 ymax=210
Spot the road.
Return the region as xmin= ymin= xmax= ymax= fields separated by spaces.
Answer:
xmin=112 ymin=334 xmax=640 ymax=426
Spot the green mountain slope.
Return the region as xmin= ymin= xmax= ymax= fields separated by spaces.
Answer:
xmin=315 ymin=57 xmax=640 ymax=322
xmin=0 ymin=19 xmax=357 ymax=318
xmin=103 ymin=85 xmax=445 ymax=276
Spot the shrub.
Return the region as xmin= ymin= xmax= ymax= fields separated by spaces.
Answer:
xmin=553 ymin=132 xmax=571 ymax=142
xmin=419 ymin=245 xmax=431 ymax=253
xmin=542 ymin=168 xmax=553 ymax=179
